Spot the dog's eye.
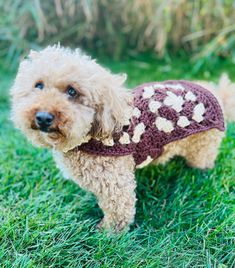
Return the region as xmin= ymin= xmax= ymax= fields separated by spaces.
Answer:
xmin=35 ymin=82 xmax=44 ymax=90
xmin=67 ymin=86 xmax=79 ymax=98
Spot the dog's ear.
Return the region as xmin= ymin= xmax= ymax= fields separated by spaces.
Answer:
xmin=90 ymin=73 xmax=131 ymax=140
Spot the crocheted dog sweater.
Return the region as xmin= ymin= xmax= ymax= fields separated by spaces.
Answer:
xmin=77 ymin=80 xmax=225 ymax=168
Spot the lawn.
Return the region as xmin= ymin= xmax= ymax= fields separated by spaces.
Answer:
xmin=0 ymin=56 xmax=234 ymax=267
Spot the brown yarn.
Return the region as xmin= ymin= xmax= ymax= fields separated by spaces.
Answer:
xmin=77 ymin=81 xmax=225 ymax=166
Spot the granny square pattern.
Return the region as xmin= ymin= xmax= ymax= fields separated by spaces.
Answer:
xmin=77 ymin=80 xmax=225 ymax=167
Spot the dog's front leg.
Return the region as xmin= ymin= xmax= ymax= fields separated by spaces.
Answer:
xmin=55 ymin=151 xmax=137 ymax=231
xmin=95 ymin=168 xmax=137 ymax=231
xmin=79 ymin=155 xmax=137 ymax=231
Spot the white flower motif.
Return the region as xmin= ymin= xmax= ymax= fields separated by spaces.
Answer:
xmin=143 ymin=86 xmax=155 ymax=99
xmin=155 ymin=117 xmax=174 ymax=133
xmin=132 ymin=122 xmax=145 ymax=143
xmin=185 ymin=91 xmax=197 ymax=101
xmin=119 ymin=132 xmax=130 ymax=144
xmin=177 ymin=116 xmax=190 ymax=128
xmin=192 ymin=103 xmax=206 ymax=123
xmin=132 ymin=107 xmax=141 ymax=118
xmin=149 ymin=100 xmax=161 ymax=113
xmin=164 ymin=91 xmax=184 ymax=112
xmin=136 ymin=156 xmax=153 ymax=169
xmin=102 ymin=138 xmax=114 ymax=146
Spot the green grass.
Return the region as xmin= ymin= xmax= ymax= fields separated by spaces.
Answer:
xmin=0 ymin=56 xmax=235 ymax=267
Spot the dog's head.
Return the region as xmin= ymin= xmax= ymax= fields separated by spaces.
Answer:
xmin=11 ymin=46 xmax=130 ymax=152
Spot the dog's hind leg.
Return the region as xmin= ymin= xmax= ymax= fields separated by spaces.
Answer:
xmin=183 ymin=129 xmax=224 ymax=169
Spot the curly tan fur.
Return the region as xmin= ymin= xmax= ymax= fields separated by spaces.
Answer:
xmin=10 ymin=45 xmax=234 ymax=231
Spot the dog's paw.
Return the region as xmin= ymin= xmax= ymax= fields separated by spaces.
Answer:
xmin=96 ymin=218 xmax=130 ymax=232
xmin=96 ymin=218 xmax=106 ymax=230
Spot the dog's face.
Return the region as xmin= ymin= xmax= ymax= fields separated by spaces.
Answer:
xmin=11 ymin=46 xmax=129 ymax=152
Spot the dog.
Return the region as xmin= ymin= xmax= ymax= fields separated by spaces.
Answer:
xmin=11 ymin=45 xmax=235 ymax=231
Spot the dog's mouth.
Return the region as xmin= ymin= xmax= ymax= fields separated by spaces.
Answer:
xmin=31 ymin=123 xmax=64 ymax=138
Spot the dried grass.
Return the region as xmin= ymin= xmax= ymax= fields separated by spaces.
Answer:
xmin=0 ymin=0 xmax=235 ymax=65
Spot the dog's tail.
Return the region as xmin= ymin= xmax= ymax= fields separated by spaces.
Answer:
xmin=216 ymin=73 xmax=235 ymax=122
xmin=197 ymin=73 xmax=235 ymax=122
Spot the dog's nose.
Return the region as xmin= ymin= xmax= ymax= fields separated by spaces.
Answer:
xmin=35 ymin=111 xmax=55 ymax=129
